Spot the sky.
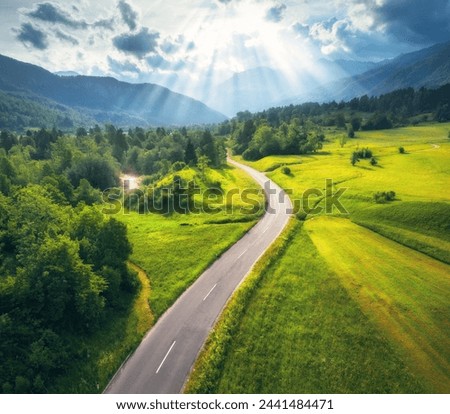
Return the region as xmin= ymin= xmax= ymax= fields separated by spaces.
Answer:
xmin=0 ymin=0 xmax=449 ymax=102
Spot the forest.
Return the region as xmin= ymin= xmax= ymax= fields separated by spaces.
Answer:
xmin=0 ymin=124 xmax=226 ymax=392
xmin=225 ymin=83 xmax=450 ymax=160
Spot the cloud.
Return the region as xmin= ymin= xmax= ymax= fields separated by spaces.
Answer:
xmin=146 ymin=54 xmax=171 ymax=69
xmin=113 ymin=27 xmax=159 ymax=57
xmin=266 ymin=4 xmax=287 ymax=22
xmin=366 ymin=0 xmax=450 ymax=44
xmin=107 ymin=56 xmax=140 ymax=73
xmin=94 ymin=18 xmax=115 ymax=30
xmin=55 ymin=29 xmax=79 ymax=45
xmin=118 ymin=0 xmax=138 ymax=31
xmin=292 ymin=22 xmax=310 ymax=37
xmin=160 ymin=36 xmax=183 ymax=54
xmin=15 ymin=23 xmax=48 ymax=50
xmin=160 ymin=35 xmax=195 ymax=55
xmin=26 ymin=2 xmax=88 ymax=29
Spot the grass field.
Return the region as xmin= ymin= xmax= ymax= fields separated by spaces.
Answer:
xmin=188 ymin=123 xmax=450 ymax=393
xmin=118 ymin=165 xmax=264 ymax=318
xmin=187 ymin=222 xmax=426 ymax=393
xmin=305 ymin=216 xmax=450 ymax=393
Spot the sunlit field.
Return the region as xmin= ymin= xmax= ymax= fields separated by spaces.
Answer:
xmin=188 ymin=122 xmax=450 ymax=393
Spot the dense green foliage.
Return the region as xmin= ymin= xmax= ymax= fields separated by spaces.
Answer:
xmin=225 ymin=84 xmax=450 ymax=160
xmin=0 ymin=122 xmax=229 ymax=393
xmin=232 ymin=118 xmax=325 ymax=160
xmin=0 ymin=187 xmax=136 ymax=392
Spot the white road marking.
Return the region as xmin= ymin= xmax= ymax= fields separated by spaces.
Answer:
xmin=237 ymin=249 xmax=248 ymax=259
xmin=263 ymin=225 xmax=270 ymax=233
xmin=203 ymin=284 xmax=217 ymax=301
xmin=156 ymin=341 xmax=176 ymax=374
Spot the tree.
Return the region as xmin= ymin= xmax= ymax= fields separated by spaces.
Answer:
xmin=68 ymin=155 xmax=118 ymax=190
xmin=233 ymin=119 xmax=255 ymax=155
xmin=347 ymin=125 xmax=355 ymax=138
xmin=351 ymin=152 xmax=360 ymax=166
xmin=339 ymin=135 xmax=347 ymax=148
xmin=0 ymin=131 xmax=18 ymax=151
xmin=184 ymin=138 xmax=197 ymax=165
xmin=350 ymin=117 xmax=361 ymax=131
xmin=197 ymin=155 xmax=210 ymax=178
xmin=335 ymin=113 xmax=346 ymax=129
xmin=199 ymin=130 xmax=219 ymax=167
xmin=76 ymin=127 xmax=88 ymax=138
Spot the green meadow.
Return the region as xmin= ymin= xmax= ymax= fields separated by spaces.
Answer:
xmin=187 ymin=123 xmax=450 ymax=393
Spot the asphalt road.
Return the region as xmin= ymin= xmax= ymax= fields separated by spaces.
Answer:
xmin=105 ymin=158 xmax=292 ymax=394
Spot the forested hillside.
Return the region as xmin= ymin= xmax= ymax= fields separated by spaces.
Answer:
xmin=0 ymin=54 xmax=226 ymax=129
xmin=0 ymin=123 xmax=226 ymax=393
xmin=226 ymin=84 xmax=450 ymax=160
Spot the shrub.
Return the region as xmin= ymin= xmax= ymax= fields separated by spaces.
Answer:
xmin=347 ymin=126 xmax=355 ymax=138
xmin=370 ymin=157 xmax=378 ymax=166
xmin=354 ymin=147 xmax=373 ymax=159
xmin=374 ymin=191 xmax=396 ymax=203
xmin=281 ymin=166 xmax=291 ymax=175
xmin=399 ymin=147 xmax=405 ymax=154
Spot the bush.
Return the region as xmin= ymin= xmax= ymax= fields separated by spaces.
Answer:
xmin=374 ymin=191 xmax=396 ymax=203
xmin=399 ymin=147 xmax=405 ymax=154
xmin=281 ymin=166 xmax=291 ymax=175
xmin=370 ymin=157 xmax=378 ymax=166
xmin=354 ymin=147 xmax=373 ymax=159
xmin=347 ymin=126 xmax=355 ymax=138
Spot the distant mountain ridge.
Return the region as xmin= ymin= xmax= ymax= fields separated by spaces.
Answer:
xmin=0 ymin=54 xmax=226 ymax=128
xmin=207 ymin=59 xmax=384 ymax=116
xmin=284 ymin=41 xmax=450 ymax=105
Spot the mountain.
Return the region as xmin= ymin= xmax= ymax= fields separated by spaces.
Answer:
xmin=207 ymin=60 xmax=383 ymax=117
xmin=54 ymin=71 xmax=80 ymax=77
xmin=317 ymin=58 xmax=381 ymax=78
xmin=0 ymin=54 xmax=226 ymax=129
xmin=284 ymin=41 xmax=450 ymax=105
xmin=205 ymin=67 xmax=291 ymax=116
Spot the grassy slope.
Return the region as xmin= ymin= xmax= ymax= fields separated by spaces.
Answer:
xmin=119 ymin=165 xmax=264 ymax=318
xmin=188 ymin=222 xmax=425 ymax=393
xmin=305 ymin=216 xmax=450 ymax=393
xmin=52 ymin=164 xmax=263 ymax=392
xmin=188 ymin=123 xmax=450 ymax=393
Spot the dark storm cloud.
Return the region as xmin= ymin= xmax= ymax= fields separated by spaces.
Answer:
xmin=15 ymin=23 xmax=48 ymax=50
xmin=265 ymin=4 xmax=287 ymax=22
xmin=369 ymin=0 xmax=450 ymax=44
xmin=113 ymin=27 xmax=160 ymax=58
xmin=27 ymin=2 xmax=88 ymax=29
xmin=118 ymin=0 xmax=138 ymax=31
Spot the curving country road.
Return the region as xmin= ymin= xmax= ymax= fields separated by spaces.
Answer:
xmin=105 ymin=158 xmax=292 ymax=394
